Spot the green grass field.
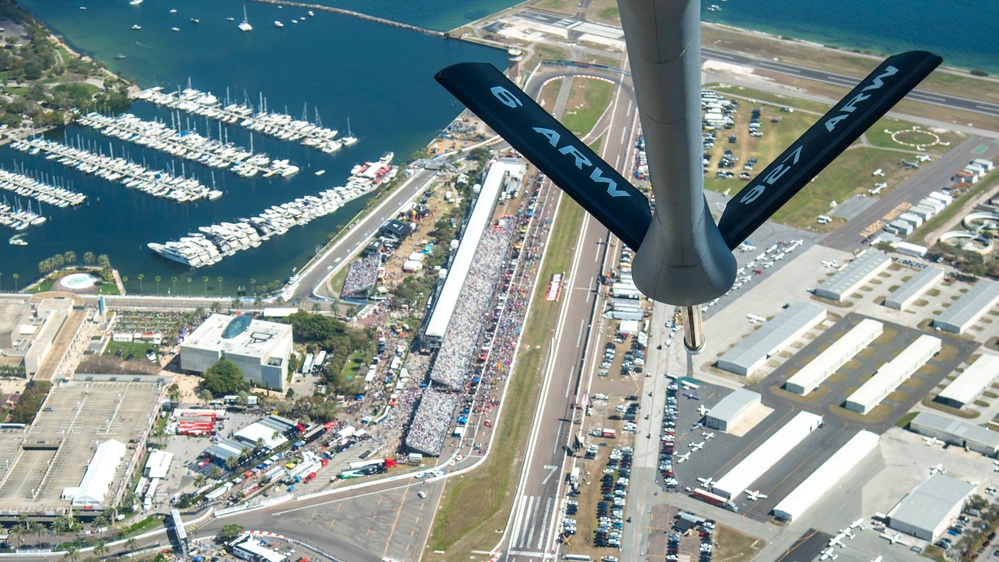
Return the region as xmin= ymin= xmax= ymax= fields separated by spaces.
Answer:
xmin=104 ymin=341 xmax=157 ymax=360
xmin=563 ymin=79 xmax=614 ymax=137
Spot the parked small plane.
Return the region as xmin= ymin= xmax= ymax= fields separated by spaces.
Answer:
xmin=697 ymin=476 xmax=715 ymax=488
xmin=822 ymin=260 xmax=838 ymax=268
xmin=697 ymin=405 xmax=709 ymax=416
xmin=828 ymin=533 xmax=847 ymax=548
xmin=684 ymin=392 xmax=700 ymax=400
xmin=872 ymin=168 xmax=885 ymax=177
xmin=819 ymin=548 xmax=838 ymax=561
xmin=850 ymin=518 xmax=866 ymax=530
xmin=691 ymin=441 xmax=705 ymax=451
xmin=744 ymin=489 xmax=768 ymax=501
xmin=880 ymin=531 xmax=910 ymax=546
xmin=676 ymin=452 xmax=690 ymax=463
xmin=923 ymin=436 xmax=941 ymax=446
xmin=901 ymin=158 xmax=920 ymax=168
xmin=871 ymin=556 xmax=883 ymax=562
xmin=746 ymin=313 xmax=765 ymax=324
xmin=930 ymin=463 xmax=946 ymax=475
xmin=702 ymin=431 xmax=715 ymax=440
xmin=917 ymin=154 xmax=932 ymax=162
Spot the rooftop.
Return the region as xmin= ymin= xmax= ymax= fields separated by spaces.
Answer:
xmin=183 ymin=314 xmax=292 ymax=358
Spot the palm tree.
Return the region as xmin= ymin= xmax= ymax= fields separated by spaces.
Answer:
xmin=84 ymin=252 xmax=95 ymax=266
xmin=64 ymin=251 xmax=76 ymax=265
xmin=93 ymin=539 xmax=108 ymax=558
xmin=312 ymin=302 xmax=321 ymax=313
xmin=250 ymin=277 xmax=256 ymax=295
xmin=12 ymin=273 xmax=19 ymax=292
xmin=171 ymin=276 xmax=178 ymax=294
xmin=217 ymin=276 xmax=224 ymax=296
xmin=187 ymin=277 xmax=193 ymax=295
xmin=38 ymin=259 xmax=50 ymax=275
xmin=62 ymin=543 xmax=79 ymax=562
xmin=254 ymin=295 xmax=263 ymax=308
xmin=155 ymin=275 xmax=161 ymax=293
xmin=202 ymin=276 xmax=209 ymax=296
xmin=124 ymin=537 xmax=139 ymax=553
xmin=210 ymin=301 xmax=222 ymax=314
xmin=199 ymin=390 xmax=212 ymax=406
xmin=121 ymin=276 xmax=128 ymax=292
xmin=137 ymin=273 xmax=144 ymax=293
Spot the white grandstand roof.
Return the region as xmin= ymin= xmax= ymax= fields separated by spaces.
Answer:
xmin=63 ymin=439 xmax=126 ymax=507
xmin=785 ymin=319 xmax=883 ymax=394
xmin=712 ymin=411 xmax=823 ymax=498
xmin=846 ymin=334 xmax=941 ymax=413
xmin=938 ymin=354 xmax=999 ymax=406
xmin=425 ymin=159 xmax=523 ymax=339
xmin=145 ymin=449 xmax=174 ymax=479
xmin=773 ymin=430 xmax=879 ymax=521
xmin=234 ymin=422 xmax=290 ymax=450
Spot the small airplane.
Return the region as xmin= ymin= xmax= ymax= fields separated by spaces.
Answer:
xmin=691 ymin=441 xmax=705 ymax=451
xmin=871 ymin=556 xmax=883 ymax=562
xmin=676 ymin=452 xmax=691 ymax=463
xmin=930 ymin=463 xmax=946 ymax=475
xmin=880 ymin=531 xmax=910 ymax=546
xmin=821 ymin=260 xmax=838 ymax=268
xmin=850 ymin=518 xmax=866 ymax=530
xmin=819 ymin=548 xmax=838 ymax=561
xmin=744 ymin=489 xmax=768 ymax=501
xmin=901 ymin=158 xmax=920 ymax=168
xmin=872 ymin=168 xmax=885 ymax=177
xmin=840 ymin=529 xmax=855 ymax=539
xmin=917 ymin=154 xmax=932 ymax=162
xmin=697 ymin=476 xmax=716 ymax=488
xmin=828 ymin=533 xmax=847 ymax=548
xmin=923 ymin=436 xmax=941 ymax=446
xmin=684 ymin=392 xmax=700 ymax=400
xmin=746 ymin=313 xmax=765 ymax=324
xmin=697 ymin=405 xmax=709 ymax=416
xmin=869 ymin=184 xmax=886 ymax=195
xmin=752 ymin=269 xmax=762 ymax=275
xmin=680 ymin=381 xmax=699 ymax=390
xmin=702 ymin=431 xmax=715 ymax=440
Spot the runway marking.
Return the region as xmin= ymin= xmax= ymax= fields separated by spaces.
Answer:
xmin=507 ymin=550 xmax=545 ymax=558
xmin=526 ymin=494 xmax=542 ymax=549
xmin=542 ymin=464 xmax=558 ymax=486
xmin=519 ymin=496 xmax=537 ymax=548
xmin=917 ymin=94 xmax=947 ymax=102
xmin=537 ymin=497 xmax=553 ymax=549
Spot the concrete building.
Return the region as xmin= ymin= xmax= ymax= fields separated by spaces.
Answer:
xmin=884 ymin=266 xmax=944 ymax=310
xmin=933 ymin=279 xmax=999 ymax=334
xmin=145 ymin=450 xmax=174 ymax=479
xmin=712 ymin=411 xmax=823 ymax=499
xmin=716 ymin=302 xmax=827 ymax=376
xmin=773 ymin=430 xmax=880 ymax=521
xmin=813 ymin=250 xmax=892 ymax=302
xmin=24 ymin=298 xmax=74 ymax=377
xmin=784 ymin=319 xmax=883 ymax=395
xmin=180 ymin=314 xmax=292 ymax=391
xmin=910 ymin=411 xmax=999 ymax=456
xmin=844 ymin=334 xmax=941 ymax=414
xmin=704 ymin=389 xmax=761 ymax=431
xmin=888 ymin=474 xmax=976 ymax=541
xmin=936 ymin=354 xmax=999 ymax=409
xmin=0 ymin=302 xmax=31 ymax=349
xmin=233 ymin=537 xmax=287 ymax=562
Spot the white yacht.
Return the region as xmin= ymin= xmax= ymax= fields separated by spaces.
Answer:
xmin=274 ymin=20 xmax=284 ymax=28
xmin=238 ymin=2 xmax=252 ymax=31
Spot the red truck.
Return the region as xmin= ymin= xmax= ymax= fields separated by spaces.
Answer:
xmin=302 ymin=472 xmax=317 ymax=484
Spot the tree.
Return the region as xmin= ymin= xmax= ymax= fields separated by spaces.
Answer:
xmin=124 ymin=537 xmax=139 ymax=553
xmin=155 ymin=275 xmax=161 ymax=293
xmin=312 ymin=302 xmax=321 ymax=313
xmin=121 ymin=276 xmax=128 ymax=291
xmin=199 ymin=389 xmax=213 ymax=406
xmin=193 ymin=474 xmax=206 ymax=488
xmin=84 ymin=252 xmax=95 ymax=265
xmin=202 ymin=276 xmax=209 ymax=296
xmin=12 ymin=273 xmax=18 ymax=291
xmin=210 ymin=301 xmax=222 ymax=314
xmin=64 ymin=251 xmax=76 ymax=265
xmin=137 ymin=273 xmax=144 ymax=293
xmin=171 ymin=276 xmax=178 ymax=293
xmin=217 ymin=276 xmax=224 ymax=296
xmin=202 ymin=359 xmax=248 ymax=397
xmin=167 ymin=383 xmax=181 ymax=405
xmin=286 ymin=388 xmax=295 ymax=399
xmin=62 ymin=543 xmax=79 ymax=562
xmin=218 ymin=523 xmax=245 ymax=542
xmin=93 ymin=539 xmax=108 ymax=558
xmin=51 ymin=515 xmax=72 ymax=534
xmin=187 ymin=277 xmax=193 ymax=295
xmin=224 ymin=457 xmax=239 ymax=471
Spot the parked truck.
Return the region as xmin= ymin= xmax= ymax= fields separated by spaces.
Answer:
xmin=691 ymin=488 xmax=738 ymax=512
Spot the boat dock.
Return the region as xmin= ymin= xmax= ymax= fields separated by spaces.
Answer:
xmin=251 ymin=0 xmax=445 ymax=38
xmin=0 ymin=168 xmax=86 ymax=208
xmin=77 ymin=112 xmax=300 ymax=179
xmin=11 ymin=138 xmax=220 ymax=203
xmin=1 ymin=200 xmax=46 ymax=233
xmin=132 ymin=86 xmax=357 ymax=155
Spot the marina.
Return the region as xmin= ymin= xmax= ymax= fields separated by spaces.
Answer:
xmin=76 ymin=112 xmax=301 ymax=179
xmin=1 ymin=199 xmax=46 ymax=233
xmin=148 ymin=152 xmax=397 ymax=268
xmin=133 ymin=86 xmax=357 ymax=154
xmin=10 ymin=138 xmax=220 ymax=203
xmin=0 ymin=167 xmax=86 ymax=208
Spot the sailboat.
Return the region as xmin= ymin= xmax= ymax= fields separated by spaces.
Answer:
xmin=342 ymin=116 xmax=358 ymax=146
xmin=238 ymin=2 xmax=252 ymax=31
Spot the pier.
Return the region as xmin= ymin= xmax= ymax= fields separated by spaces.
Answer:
xmin=0 ymin=168 xmax=86 ymax=208
xmin=251 ymin=0 xmax=446 ymax=38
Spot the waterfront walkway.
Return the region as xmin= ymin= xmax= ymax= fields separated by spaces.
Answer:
xmin=252 ymin=0 xmax=445 ymax=37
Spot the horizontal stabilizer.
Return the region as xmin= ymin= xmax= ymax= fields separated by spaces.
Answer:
xmin=718 ymin=51 xmax=942 ymax=249
xmin=435 ymin=63 xmax=652 ymax=250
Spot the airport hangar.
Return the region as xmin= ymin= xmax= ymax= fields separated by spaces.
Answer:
xmin=180 ymin=314 xmax=292 ymax=392
xmin=888 ymin=473 xmax=976 ymax=541
xmin=934 ymin=353 xmax=999 ymax=409
xmin=812 ymin=250 xmax=892 ymax=302
xmin=704 ymin=389 xmax=760 ymax=431
xmin=715 ymin=301 xmax=827 ymax=377
xmin=932 ymin=278 xmax=999 ymax=334
xmin=909 ymin=411 xmax=999 ymax=456
xmin=884 ymin=265 xmax=945 ymax=310
xmin=783 ymin=318 xmax=883 ymax=395
xmin=843 ymin=334 xmax=941 ymax=415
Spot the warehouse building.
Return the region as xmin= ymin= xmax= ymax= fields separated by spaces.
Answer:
xmin=705 ymin=389 xmax=761 ymax=431
xmin=716 ymin=302 xmax=827 ymax=376
xmin=711 ymin=411 xmax=823 ymax=499
xmin=910 ymin=411 xmax=999 ymax=456
xmin=844 ymin=334 xmax=941 ymax=414
xmin=884 ymin=266 xmax=944 ymax=310
xmin=180 ymin=314 xmax=293 ymax=391
xmin=933 ymin=279 xmax=999 ymax=334
xmin=888 ymin=474 xmax=976 ymax=541
xmin=813 ymin=250 xmax=892 ymax=302
xmin=784 ymin=318 xmax=883 ymax=395
xmin=936 ymin=354 xmax=999 ymax=409
xmin=773 ymin=430 xmax=880 ymax=521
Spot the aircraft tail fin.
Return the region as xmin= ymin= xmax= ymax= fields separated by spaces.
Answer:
xmin=718 ymin=51 xmax=941 ymax=249
xmin=435 ymin=63 xmax=652 ymax=250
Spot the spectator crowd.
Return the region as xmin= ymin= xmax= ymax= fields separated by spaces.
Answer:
xmin=341 ymin=254 xmax=381 ymax=299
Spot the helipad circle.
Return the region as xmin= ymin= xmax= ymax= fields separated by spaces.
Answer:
xmin=59 ymin=272 xmax=99 ymax=290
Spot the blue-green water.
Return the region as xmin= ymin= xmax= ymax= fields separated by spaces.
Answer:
xmin=0 ymin=0 xmax=508 ymax=294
